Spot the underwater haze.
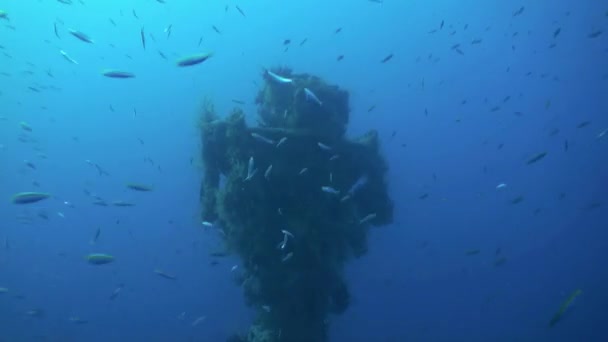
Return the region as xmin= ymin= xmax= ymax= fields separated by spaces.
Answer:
xmin=1 ymin=0 xmax=607 ymax=341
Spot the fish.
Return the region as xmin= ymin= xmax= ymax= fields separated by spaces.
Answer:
xmin=231 ymin=99 xmax=245 ymax=104
xmin=317 ymin=142 xmax=332 ymax=151
xmin=25 ymin=309 xmax=45 ymax=318
xmin=418 ymin=193 xmax=429 ymax=200
xmin=132 ymin=9 xmax=138 ymax=19
xmin=164 ymin=24 xmax=173 ymax=38
xmin=126 ymin=183 xmax=153 ymax=191
xmin=577 ymin=121 xmax=591 ymax=128
xmin=244 ymin=157 xmax=257 ymax=181
xmin=276 ymin=137 xmax=288 ymax=147
xmin=69 ymin=317 xmax=88 ymax=325
xmin=588 ymin=30 xmax=602 ymax=38
xmin=510 ymin=196 xmax=524 ymax=204
xmin=102 ymin=69 xmax=135 ymax=78
xmin=465 ymin=249 xmax=480 ymax=256
xmin=298 ymin=168 xmax=308 ymax=175
xmin=68 ymin=29 xmax=94 ymax=43
xmin=235 ymin=5 xmax=246 ymax=17
xmin=20 ymin=121 xmax=33 ymax=131
xmin=347 ymin=175 xmax=368 ymax=195
xmin=553 ymin=28 xmax=561 ymax=38
xmin=112 ymin=200 xmax=135 ymax=207
xmin=597 ymin=128 xmax=608 ymax=139
xmin=59 ymin=50 xmax=78 ymax=64
xmin=86 ymin=253 xmax=115 ymax=265
xmin=493 ymin=257 xmax=507 ymax=267
xmin=281 ymin=252 xmax=293 ymax=263
xmin=11 ymin=192 xmax=51 ymax=204
xmin=337 ymin=55 xmax=344 ymax=61
xmin=192 ymin=316 xmax=206 ymax=326
xmin=90 ymin=227 xmax=101 ymax=245
xmin=359 ymin=213 xmax=377 ymax=224
xmin=54 ymin=22 xmax=60 ymax=38
xmin=154 ymin=269 xmax=177 ymax=280
xmin=321 ymin=186 xmax=340 ymax=195
xmin=304 ymin=88 xmax=322 ymax=106
xmin=251 ymin=132 xmax=275 ymax=144
xmin=0 ymin=287 xmax=8 ymax=293
xmin=496 ymin=183 xmax=507 ymax=189
xmin=264 ymin=165 xmax=273 ymax=180
xmin=266 ymin=70 xmax=293 ymax=83
xmin=211 ymin=25 xmax=221 ymax=34
xmin=471 ymin=39 xmax=482 ymax=44
xmin=140 ymin=27 xmax=146 ymax=50
xmin=176 ymin=52 xmax=213 ymax=67
xmin=300 ymin=38 xmax=308 ymax=46
xmin=381 ymin=53 xmax=393 ymax=63
xmin=0 ymin=10 xmax=9 ymax=20
xmin=109 ymin=284 xmax=123 ymax=300
xmin=24 ymin=160 xmax=36 ymax=170
xmin=526 ymin=152 xmax=547 ymax=165
xmin=201 ymin=221 xmax=213 ymax=227
xmin=512 ymin=6 xmax=524 ymax=17
xmin=549 ymin=289 xmax=582 ymax=327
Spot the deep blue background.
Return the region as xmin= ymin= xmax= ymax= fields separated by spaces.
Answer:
xmin=1 ymin=0 xmax=607 ymax=341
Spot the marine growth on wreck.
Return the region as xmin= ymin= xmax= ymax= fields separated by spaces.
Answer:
xmin=199 ymin=68 xmax=393 ymax=342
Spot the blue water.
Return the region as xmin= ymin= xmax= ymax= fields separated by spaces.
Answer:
xmin=1 ymin=0 xmax=607 ymax=341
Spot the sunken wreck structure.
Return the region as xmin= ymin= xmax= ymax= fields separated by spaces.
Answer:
xmin=200 ymin=68 xmax=393 ymax=342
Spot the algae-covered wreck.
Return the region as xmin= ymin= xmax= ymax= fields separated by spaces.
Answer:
xmin=200 ymin=68 xmax=393 ymax=342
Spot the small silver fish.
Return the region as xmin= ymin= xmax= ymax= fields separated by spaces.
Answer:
xmin=359 ymin=213 xmax=377 ymax=224
xmin=329 ymin=155 xmax=340 ymax=161
xmin=191 ymin=316 xmax=206 ymax=327
xmin=597 ymin=128 xmax=608 ymax=139
xmin=317 ymin=142 xmax=331 ymax=151
xmin=281 ymin=252 xmax=293 ymax=263
xmin=304 ymin=88 xmax=322 ymax=106
xmin=251 ymin=132 xmax=275 ymax=144
xmin=321 ymin=186 xmax=340 ymax=195
xmin=59 ymin=50 xmax=78 ymax=64
xmin=276 ymin=137 xmax=288 ymax=147
xmin=102 ymin=69 xmax=135 ymax=78
xmin=244 ymin=157 xmax=257 ymax=181
xmin=264 ymin=165 xmax=273 ymax=179
xmin=68 ymin=29 xmax=94 ymax=43
xmin=298 ymin=168 xmax=308 ymax=175
xmin=267 ymin=70 xmax=293 ymax=83
xmin=277 ymin=235 xmax=288 ymax=250
xmin=281 ymin=229 xmax=294 ymax=238
xmin=176 ymin=52 xmax=213 ymax=67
